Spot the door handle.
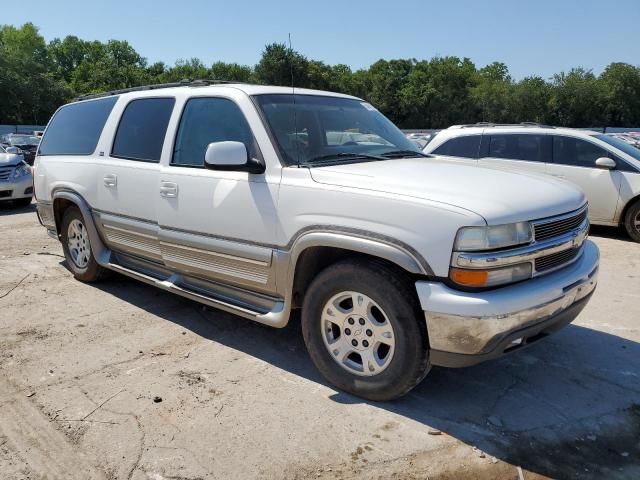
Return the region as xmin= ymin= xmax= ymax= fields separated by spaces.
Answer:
xmin=550 ymin=174 xmax=566 ymax=178
xmin=160 ymin=181 xmax=178 ymax=198
xmin=103 ymin=174 xmax=117 ymax=188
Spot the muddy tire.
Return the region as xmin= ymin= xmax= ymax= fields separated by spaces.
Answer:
xmin=301 ymin=259 xmax=430 ymax=401
xmin=60 ymin=206 xmax=107 ymax=282
xmin=624 ymin=199 xmax=640 ymax=243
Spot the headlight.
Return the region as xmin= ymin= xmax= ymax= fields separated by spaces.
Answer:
xmin=454 ymin=222 xmax=532 ymax=251
xmin=450 ymin=263 xmax=532 ymax=288
xmin=12 ymin=162 xmax=31 ymax=179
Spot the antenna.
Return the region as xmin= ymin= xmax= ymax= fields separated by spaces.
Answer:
xmin=288 ymin=33 xmax=300 ymax=167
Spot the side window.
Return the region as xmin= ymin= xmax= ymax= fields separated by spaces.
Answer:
xmin=39 ymin=97 xmax=118 ymax=156
xmin=172 ymin=97 xmax=260 ymax=167
xmin=553 ymin=136 xmax=608 ymax=167
xmin=488 ymin=134 xmax=550 ymax=162
xmin=432 ymin=135 xmax=481 ymax=158
xmin=111 ymin=98 xmax=175 ymax=162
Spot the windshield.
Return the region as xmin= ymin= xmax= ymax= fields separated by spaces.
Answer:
xmin=0 ymin=145 xmax=5 ymax=153
xmin=8 ymin=135 xmax=39 ymax=146
xmin=594 ymin=134 xmax=640 ymax=162
xmin=254 ymin=94 xmax=421 ymax=166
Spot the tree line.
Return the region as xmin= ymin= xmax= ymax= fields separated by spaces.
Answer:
xmin=1 ymin=23 xmax=640 ymax=128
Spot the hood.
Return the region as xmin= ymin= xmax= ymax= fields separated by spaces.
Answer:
xmin=0 ymin=154 xmax=22 ymax=167
xmin=309 ymin=157 xmax=586 ymax=225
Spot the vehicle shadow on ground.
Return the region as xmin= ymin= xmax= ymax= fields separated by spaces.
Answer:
xmin=95 ymin=276 xmax=640 ymax=479
xmin=0 ymin=201 xmax=35 ymax=216
xmin=589 ymin=225 xmax=631 ymax=241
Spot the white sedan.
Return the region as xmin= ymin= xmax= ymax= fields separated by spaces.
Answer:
xmin=424 ymin=124 xmax=640 ymax=242
xmin=0 ymin=144 xmax=33 ymax=207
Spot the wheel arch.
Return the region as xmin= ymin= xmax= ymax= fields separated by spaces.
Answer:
xmin=287 ymin=229 xmax=432 ymax=310
xmin=619 ymin=194 xmax=640 ymax=226
xmin=52 ymin=189 xmax=111 ymax=265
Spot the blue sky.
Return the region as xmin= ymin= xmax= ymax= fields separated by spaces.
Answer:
xmin=4 ymin=0 xmax=639 ymax=79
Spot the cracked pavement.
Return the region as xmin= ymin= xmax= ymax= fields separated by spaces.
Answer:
xmin=0 ymin=203 xmax=639 ymax=480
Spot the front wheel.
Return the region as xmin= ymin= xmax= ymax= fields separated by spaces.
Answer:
xmin=624 ymin=199 xmax=640 ymax=243
xmin=301 ymin=259 xmax=430 ymax=401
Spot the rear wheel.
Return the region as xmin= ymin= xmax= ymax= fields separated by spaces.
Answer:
xmin=60 ymin=206 xmax=106 ymax=282
xmin=624 ymin=199 xmax=640 ymax=243
xmin=301 ymin=259 xmax=430 ymax=401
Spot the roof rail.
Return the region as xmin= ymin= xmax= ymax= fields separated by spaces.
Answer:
xmin=450 ymin=122 xmax=557 ymax=129
xmin=74 ymin=79 xmax=249 ymax=101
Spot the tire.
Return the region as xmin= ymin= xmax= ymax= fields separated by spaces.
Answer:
xmin=60 ymin=206 xmax=106 ymax=282
xmin=624 ymin=199 xmax=640 ymax=243
xmin=301 ymin=259 xmax=430 ymax=401
xmin=13 ymin=197 xmax=32 ymax=208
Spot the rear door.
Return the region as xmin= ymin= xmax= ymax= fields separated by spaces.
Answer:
xmin=478 ymin=133 xmax=551 ymax=175
xmin=549 ymin=135 xmax=622 ymax=222
xmin=94 ymin=97 xmax=175 ymax=263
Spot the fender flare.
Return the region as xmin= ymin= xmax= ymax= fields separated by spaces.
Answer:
xmin=52 ymin=190 xmax=111 ymax=266
xmin=286 ymin=226 xmax=434 ymax=280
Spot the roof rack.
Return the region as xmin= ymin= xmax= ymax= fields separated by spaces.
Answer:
xmin=450 ymin=122 xmax=557 ymax=129
xmin=74 ymin=79 xmax=249 ymax=101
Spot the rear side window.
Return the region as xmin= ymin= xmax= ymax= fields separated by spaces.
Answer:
xmin=172 ymin=97 xmax=260 ymax=167
xmin=39 ymin=97 xmax=118 ymax=156
xmin=487 ymin=134 xmax=551 ymax=162
xmin=553 ymin=136 xmax=609 ymax=167
xmin=432 ymin=135 xmax=481 ymax=158
xmin=112 ymin=98 xmax=175 ymax=162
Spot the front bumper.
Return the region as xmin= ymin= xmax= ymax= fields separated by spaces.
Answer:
xmin=0 ymin=175 xmax=33 ymax=200
xmin=416 ymin=239 xmax=599 ymax=367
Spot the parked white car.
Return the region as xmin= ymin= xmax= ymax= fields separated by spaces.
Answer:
xmin=34 ymin=83 xmax=598 ymax=400
xmin=425 ymin=124 xmax=640 ymax=241
xmin=0 ymin=144 xmax=33 ymax=207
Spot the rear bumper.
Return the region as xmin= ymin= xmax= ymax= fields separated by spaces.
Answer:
xmin=416 ymin=240 xmax=599 ymax=367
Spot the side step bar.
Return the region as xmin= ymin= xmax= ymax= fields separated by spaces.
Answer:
xmin=105 ymin=262 xmax=288 ymax=327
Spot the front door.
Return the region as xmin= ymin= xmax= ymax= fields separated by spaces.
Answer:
xmin=549 ymin=135 xmax=622 ymax=222
xmin=156 ymin=96 xmax=281 ymax=294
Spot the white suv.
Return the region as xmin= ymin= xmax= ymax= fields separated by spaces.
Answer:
xmin=34 ymin=82 xmax=599 ymax=400
xmin=425 ymin=123 xmax=640 ymax=241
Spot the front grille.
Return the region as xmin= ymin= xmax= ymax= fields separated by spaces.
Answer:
xmin=535 ymin=247 xmax=581 ymax=272
xmin=0 ymin=190 xmax=13 ymax=198
xmin=0 ymin=167 xmax=12 ymax=181
xmin=534 ymin=208 xmax=587 ymax=241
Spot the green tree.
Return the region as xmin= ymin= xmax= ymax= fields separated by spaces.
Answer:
xmin=599 ymin=63 xmax=640 ymax=126
xmin=209 ymin=61 xmax=253 ymax=82
xmin=399 ymin=57 xmax=477 ymax=128
xmin=70 ymin=40 xmax=148 ymax=93
xmin=548 ymin=68 xmax=604 ymax=127
xmin=254 ymin=43 xmax=309 ymax=87
xmin=510 ymin=76 xmax=552 ymax=124
xmin=470 ymin=62 xmax=514 ymax=123
xmin=0 ymin=23 xmax=70 ymax=124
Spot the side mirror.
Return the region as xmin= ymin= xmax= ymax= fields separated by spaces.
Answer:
xmin=204 ymin=141 xmax=265 ymax=174
xmin=5 ymin=146 xmax=21 ymax=155
xmin=595 ymin=157 xmax=616 ymax=169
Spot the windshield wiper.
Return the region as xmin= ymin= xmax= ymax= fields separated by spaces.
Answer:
xmin=380 ymin=150 xmax=430 ymax=158
xmin=301 ymin=152 xmax=387 ymax=166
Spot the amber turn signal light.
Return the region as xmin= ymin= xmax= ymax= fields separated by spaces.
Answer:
xmin=450 ymin=268 xmax=489 ymax=287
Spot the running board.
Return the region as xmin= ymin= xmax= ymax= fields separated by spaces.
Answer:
xmin=105 ymin=262 xmax=289 ymax=327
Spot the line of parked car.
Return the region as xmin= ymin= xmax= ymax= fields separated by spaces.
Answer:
xmin=0 ymin=133 xmax=38 ymax=207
